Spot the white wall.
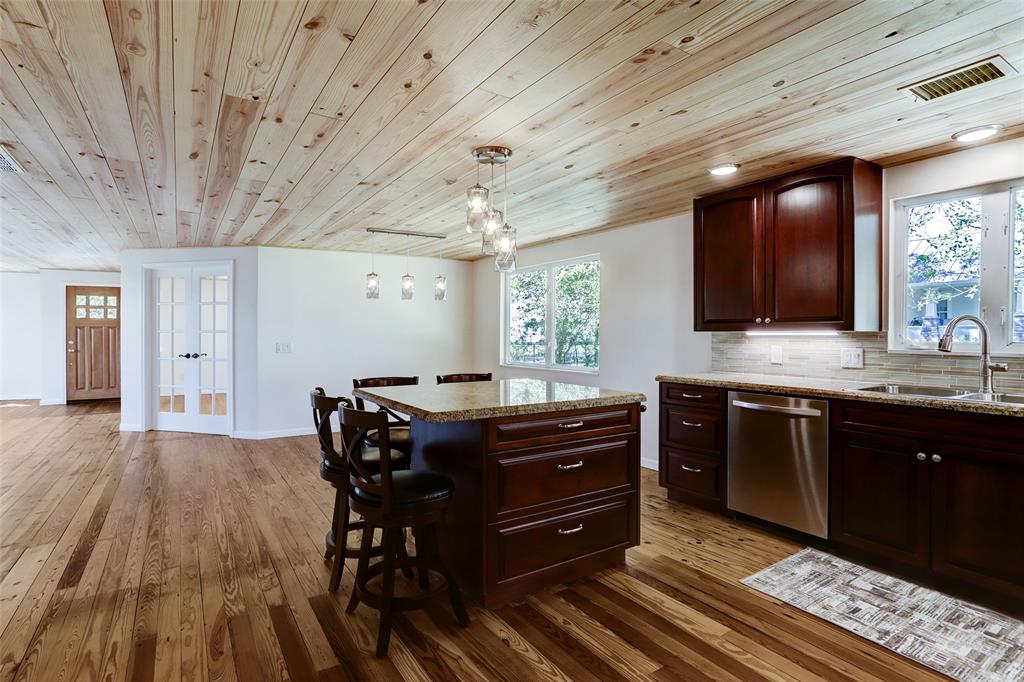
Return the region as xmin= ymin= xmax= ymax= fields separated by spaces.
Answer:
xmin=39 ymin=269 xmax=120 ymax=405
xmin=253 ymin=247 xmax=474 ymax=437
xmin=0 ymin=272 xmax=42 ymax=399
xmin=471 ymin=214 xmax=713 ymax=469
xmin=119 ymin=247 xmax=259 ymax=432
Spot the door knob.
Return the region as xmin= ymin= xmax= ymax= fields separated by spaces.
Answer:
xmin=755 ymin=317 xmax=762 ymax=323
xmin=764 ymin=317 xmax=772 ymax=324
xmin=931 ymin=454 xmax=942 ymax=463
xmin=916 ymin=452 xmax=926 ymax=461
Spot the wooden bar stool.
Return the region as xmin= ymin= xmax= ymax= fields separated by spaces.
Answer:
xmin=310 ymin=388 xmax=411 ymax=577
xmin=436 ymin=372 xmax=492 ymax=384
xmin=336 ymin=404 xmax=469 ymax=658
xmin=352 ymin=376 xmax=417 ymax=456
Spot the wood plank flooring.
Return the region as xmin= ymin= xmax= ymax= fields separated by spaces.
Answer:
xmin=0 ymin=400 xmax=950 ymax=681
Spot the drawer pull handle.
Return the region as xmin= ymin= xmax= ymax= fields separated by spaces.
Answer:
xmin=681 ymin=464 xmax=703 ymax=473
xmin=557 ymin=460 xmax=584 ymax=471
xmin=681 ymin=420 xmax=702 ymax=427
xmin=557 ymin=524 xmax=584 ymax=535
xmin=681 ymin=393 xmax=703 ymax=399
xmin=557 ymin=421 xmax=584 ymax=429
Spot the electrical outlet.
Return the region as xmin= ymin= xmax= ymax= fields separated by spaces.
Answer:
xmin=770 ymin=345 xmax=784 ymax=365
xmin=275 ymin=342 xmax=292 ymax=354
xmin=841 ymin=347 xmax=864 ymax=369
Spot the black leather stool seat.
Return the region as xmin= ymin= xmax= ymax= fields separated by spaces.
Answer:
xmin=365 ymin=426 xmax=411 ymax=449
xmin=359 ymin=446 xmax=407 ymax=466
xmin=354 ymin=470 xmax=453 ymax=506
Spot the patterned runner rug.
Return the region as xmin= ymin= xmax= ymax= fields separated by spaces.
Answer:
xmin=742 ymin=548 xmax=1024 ymax=682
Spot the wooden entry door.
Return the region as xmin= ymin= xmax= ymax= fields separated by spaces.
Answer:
xmin=66 ymin=286 xmax=120 ymax=400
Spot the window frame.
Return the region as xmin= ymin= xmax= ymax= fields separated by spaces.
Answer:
xmin=889 ymin=178 xmax=1023 ymax=357
xmin=501 ymin=254 xmax=601 ymax=373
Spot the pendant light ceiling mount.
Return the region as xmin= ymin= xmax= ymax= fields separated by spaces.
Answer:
xmin=472 ymin=145 xmax=512 ymax=164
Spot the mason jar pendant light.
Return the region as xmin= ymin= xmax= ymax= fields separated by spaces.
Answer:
xmin=465 ymin=162 xmax=489 ymax=234
xmin=434 ymin=243 xmax=447 ymax=301
xmin=365 ymin=244 xmax=380 ymax=299
xmin=401 ymin=248 xmax=414 ymax=300
xmin=470 ymin=146 xmax=515 ymax=268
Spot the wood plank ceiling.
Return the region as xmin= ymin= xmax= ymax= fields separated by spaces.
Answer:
xmin=0 ymin=0 xmax=1022 ymax=272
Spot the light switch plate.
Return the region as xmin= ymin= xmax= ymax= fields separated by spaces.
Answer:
xmin=841 ymin=347 xmax=864 ymax=369
xmin=275 ymin=342 xmax=292 ymax=354
xmin=770 ymin=345 xmax=784 ymax=365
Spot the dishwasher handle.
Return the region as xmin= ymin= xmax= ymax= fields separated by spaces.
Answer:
xmin=731 ymin=399 xmax=821 ymax=418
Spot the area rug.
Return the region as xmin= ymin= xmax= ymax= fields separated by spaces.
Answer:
xmin=742 ymin=548 xmax=1024 ymax=682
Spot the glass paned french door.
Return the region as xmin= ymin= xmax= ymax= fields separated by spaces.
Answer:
xmin=151 ymin=264 xmax=232 ymax=434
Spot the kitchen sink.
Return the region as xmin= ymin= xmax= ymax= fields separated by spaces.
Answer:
xmin=856 ymin=384 xmax=973 ymax=398
xmin=958 ymin=392 xmax=1024 ymax=405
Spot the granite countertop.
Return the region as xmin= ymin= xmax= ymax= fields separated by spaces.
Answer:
xmin=353 ymin=377 xmax=646 ymax=423
xmin=655 ymin=372 xmax=1024 ymax=418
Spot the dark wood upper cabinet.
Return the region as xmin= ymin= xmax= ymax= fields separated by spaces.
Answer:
xmin=694 ymin=158 xmax=881 ymax=332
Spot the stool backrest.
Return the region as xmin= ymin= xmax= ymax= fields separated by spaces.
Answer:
xmin=352 ymin=375 xmax=418 ymax=410
xmin=436 ymin=372 xmax=492 ymax=384
xmin=339 ymin=405 xmax=395 ymax=514
xmin=310 ymin=387 xmax=352 ymax=477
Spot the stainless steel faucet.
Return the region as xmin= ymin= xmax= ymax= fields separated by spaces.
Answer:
xmin=937 ymin=314 xmax=1008 ymax=395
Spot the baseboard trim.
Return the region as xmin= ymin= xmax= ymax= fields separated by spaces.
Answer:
xmin=0 ymin=394 xmax=40 ymax=401
xmin=119 ymin=423 xmax=143 ymax=432
xmin=640 ymin=456 xmax=658 ymax=472
xmin=233 ymin=427 xmax=317 ymax=440
xmin=39 ymin=398 xmax=65 ymax=406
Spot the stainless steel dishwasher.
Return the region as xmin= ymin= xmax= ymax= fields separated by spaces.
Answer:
xmin=727 ymin=391 xmax=829 ymax=538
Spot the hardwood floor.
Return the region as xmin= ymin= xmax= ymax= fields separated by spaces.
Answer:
xmin=0 ymin=400 xmax=949 ymax=681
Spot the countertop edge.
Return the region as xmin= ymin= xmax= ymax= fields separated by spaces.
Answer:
xmin=655 ymin=374 xmax=1023 ymax=418
xmin=353 ymin=388 xmax=647 ymax=423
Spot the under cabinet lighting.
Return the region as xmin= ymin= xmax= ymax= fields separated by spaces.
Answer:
xmin=708 ymin=163 xmax=740 ymax=176
xmin=951 ymin=124 xmax=1002 ymax=142
xmin=746 ymin=331 xmax=841 ymax=337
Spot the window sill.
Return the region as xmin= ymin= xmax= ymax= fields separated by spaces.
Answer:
xmin=500 ymin=362 xmax=600 ymax=376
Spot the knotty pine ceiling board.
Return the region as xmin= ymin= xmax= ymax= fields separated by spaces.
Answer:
xmin=0 ymin=0 xmax=1021 ymax=272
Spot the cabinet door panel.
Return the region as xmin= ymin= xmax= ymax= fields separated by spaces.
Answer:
xmin=765 ymin=161 xmax=851 ymax=327
xmin=694 ymin=184 xmax=764 ymax=330
xmin=830 ymin=430 xmax=929 ymax=568
xmin=930 ymin=443 xmax=1024 ymax=598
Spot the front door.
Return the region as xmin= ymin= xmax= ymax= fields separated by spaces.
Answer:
xmin=66 ymin=286 xmax=120 ymax=401
xmin=151 ymin=264 xmax=232 ymax=435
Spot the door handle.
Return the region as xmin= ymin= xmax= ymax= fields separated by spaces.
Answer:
xmin=557 ymin=524 xmax=584 ymax=535
xmin=557 ymin=421 xmax=584 ymax=429
xmin=681 ymin=464 xmax=703 ymax=473
xmin=556 ymin=460 xmax=584 ymax=470
xmin=177 ymin=353 xmax=191 ymax=358
xmin=681 ymin=420 xmax=703 ymax=427
xmin=680 ymin=393 xmax=702 ymax=399
xmin=731 ymin=399 xmax=821 ymax=417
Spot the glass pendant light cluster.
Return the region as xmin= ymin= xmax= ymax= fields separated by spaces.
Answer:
xmin=466 ymin=146 xmax=517 ymax=272
xmin=363 ymin=227 xmax=447 ymax=301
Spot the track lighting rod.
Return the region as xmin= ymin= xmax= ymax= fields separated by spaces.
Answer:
xmin=365 ymin=227 xmax=447 ymax=240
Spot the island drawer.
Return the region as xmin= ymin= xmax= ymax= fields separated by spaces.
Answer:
xmin=663 ymin=449 xmax=723 ymax=504
xmin=488 ymin=437 xmax=633 ymax=519
xmin=660 ymin=383 xmax=724 ymax=410
xmin=489 ymin=497 xmax=632 ymax=584
xmin=660 ymin=405 xmax=723 ymax=455
xmin=488 ymin=404 xmax=638 ymax=451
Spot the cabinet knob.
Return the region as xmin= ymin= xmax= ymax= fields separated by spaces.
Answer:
xmin=931 ymin=454 xmax=942 ymax=463
xmin=755 ymin=317 xmax=763 ymax=324
xmin=916 ymin=452 xmax=926 ymax=461
xmin=764 ymin=317 xmax=772 ymax=324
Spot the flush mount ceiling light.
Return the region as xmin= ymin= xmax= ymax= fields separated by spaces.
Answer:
xmin=467 ymin=146 xmax=516 ymax=269
xmin=708 ymin=163 xmax=739 ymax=176
xmin=951 ymin=124 xmax=1003 ymax=143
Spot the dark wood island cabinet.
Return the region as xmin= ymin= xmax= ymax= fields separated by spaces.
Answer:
xmin=354 ymin=378 xmax=645 ymax=607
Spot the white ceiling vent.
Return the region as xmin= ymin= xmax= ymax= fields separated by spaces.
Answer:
xmin=0 ymin=146 xmax=25 ymax=174
xmin=899 ymin=56 xmax=1016 ymax=102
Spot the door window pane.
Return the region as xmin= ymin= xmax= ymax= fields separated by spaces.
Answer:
xmin=106 ymin=295 xmax=117 ymax=306
xmin=106 ymin=308 xmax=117 ymax=319
xmin=89 ymin=295 xmax=104 ymax=306
xmin=201 ymin=304 xmax=213 ymax=331
xmin=215 ymin=276 xmax=228 ymax=302
xmin=159 ymin=278 xmax=171 ymax=303
xmin=215 ymin=332 xmax=227 ymax=358
xmin=76 ymin=307 xmax=87 ymax=318
xmin=89 ymin=308 xmax=105 ymax=319
xmin=904 ymin=196 xmax=982 ymax=346
xmin=76 ymin=295 xmax=87 ymax=305
xmin=554 ymin=260 xmax=600 ymax=369
xmin=1014 ymin=188 xmax=1023 ymax=344
xmin=173 ymin=278 xmax=185 ymax=303
xmin=200 ymin=277 xmax=214 ymax=303
xmin=215 ymin=304 xmax=227 ymax=331
xmin=506 ymin=269 xmax=547 ymax=364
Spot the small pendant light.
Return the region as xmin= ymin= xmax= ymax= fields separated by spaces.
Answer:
xmin=365 ymin=246 xmax=379 ymax=299
xmin=434 ymin=243 xmax=447 ymax=301
xmin=401 ymin=248 xmax=414 ymax=300
xmin=493 ymin=223 xmax=517 ymax=272
xmin=465 ymin=164 xmax=489 ymax=233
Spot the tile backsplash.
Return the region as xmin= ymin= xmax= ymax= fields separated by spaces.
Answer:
xmin=711 ymin=332 xmax=1024 ymax=393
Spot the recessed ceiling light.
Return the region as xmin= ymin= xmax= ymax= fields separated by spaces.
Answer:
xmin=708 ymin=163 xmax=739 ymax=176
xmin=951 ymin=124 xmax=1002 ymax=143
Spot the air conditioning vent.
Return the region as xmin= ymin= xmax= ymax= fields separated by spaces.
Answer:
xmin=0 ymin=146 xmax=25 ymax=174
xmin=899 ymin=56 xmax=1016 ymax=102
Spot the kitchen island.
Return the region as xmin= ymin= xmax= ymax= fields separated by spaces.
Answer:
xmin=353 ymin=378 xmax=646 ymax=607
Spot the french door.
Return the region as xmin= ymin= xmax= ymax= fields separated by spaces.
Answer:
xmin=151 ymin=264 xmax=232 ymax=434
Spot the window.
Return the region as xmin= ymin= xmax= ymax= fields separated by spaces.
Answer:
xmin=503 ymin=256 xmax=600 ymax=371
xmin=891 ymin=180 xmax=1023 ymax=355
